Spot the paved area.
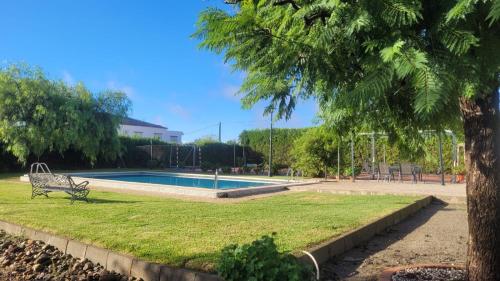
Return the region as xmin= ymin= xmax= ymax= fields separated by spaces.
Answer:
xmin=320 ymin=201 xmax=468 ymax=281
xmin=291 ymin=180 xmax=466 ymax=203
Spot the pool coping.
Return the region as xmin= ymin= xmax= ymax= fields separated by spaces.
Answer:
xmin=0 ymin=195 xmax=433 ymax=281
xmin=19 ymin=171 xmax=319 ymax=198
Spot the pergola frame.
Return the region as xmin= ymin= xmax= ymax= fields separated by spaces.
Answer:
xmin=339 ymin=130 xmax=458 ymax=186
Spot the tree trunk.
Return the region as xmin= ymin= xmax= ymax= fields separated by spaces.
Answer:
xmin=460 ymin=87 xmax=500 ymax=281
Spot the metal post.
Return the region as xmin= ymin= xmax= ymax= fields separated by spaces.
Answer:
xmin=243 ymin=145 xmax=246 ymax=167
xmin=337 ymin=141 xmax=340 ymax=182
xmin=233 ymin=142 xmax=236 ymax=168
xmin=269 ymin=109 xmax=273 ymax=177
xmin=199 ymin=147 xmax=202 ymax=168
xmin=176 ymin=145 xmax=179 ymax=168
xmin=383 ymin=143 xmax=386 ymax=163
xmin=218 ymin=122 xmax=222 ymax=142
xmin=371 ymin=132 xmax=376 ymax=179
xmin=193 ymin=145 xmax=196 ymax=168
xmin=439 ymin=133 xmax=445 ymax=186
xmin=351 ymin=135 xmax=355 ymax=182
xmin=150 ymin=139 xmax=153 ymax=161
xmin=169 ymin=145 xmax=172 ymax=168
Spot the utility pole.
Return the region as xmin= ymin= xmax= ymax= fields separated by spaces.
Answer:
xmin=268 ymin=109 xmax=273 ymax=177
xmin=218 ymin=122 xmax=222 ymax=142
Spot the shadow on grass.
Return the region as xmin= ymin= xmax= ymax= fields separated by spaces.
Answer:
xmin=320 ymin=199 xmax=447 ymax=281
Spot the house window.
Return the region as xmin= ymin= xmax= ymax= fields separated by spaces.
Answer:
xmin=153 ymin=133 xmax=162 ymax=139
xmin=133 ymin=132 xmax=143 ymax=138
xmin=170 ymin=136 xmax=178 ymax=142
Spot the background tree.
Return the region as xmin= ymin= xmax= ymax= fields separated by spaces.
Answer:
xmin=0 ymin=65 xmax=130 ymax=164
xmin=196 ymin=0 xmax=500 ymax=279
xmin=291 ymin=126 xmax=337 ymax=177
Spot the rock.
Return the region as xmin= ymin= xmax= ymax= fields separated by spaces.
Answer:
xmin=0 ymin=233 xmax=141 ymax=281
xmin=33 ymin=263 xmax=44 ymax=272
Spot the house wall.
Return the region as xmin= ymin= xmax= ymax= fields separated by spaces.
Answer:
xmin=119 ymin=125 xmax=183 ymax=144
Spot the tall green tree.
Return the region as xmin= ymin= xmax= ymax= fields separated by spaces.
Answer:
xmin=196 ymin=0 xmax=500 ymax=279
xmin=0 ymin=65 xmax=130 ymax=164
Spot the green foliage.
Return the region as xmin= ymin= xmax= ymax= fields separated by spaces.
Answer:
xmin=193 ymin=135 xmax=220 ymax=145
xmin=239 ymin=128 xmax=308 ymax=167
xmin=195 ymin=0 xmax=499 ymax=150
xmin=0 ymin=64 xmax=130 ymax=164
xmin=217 ymin=235 xmax=314 ymax=281
xmin=291 ymin=127 xmax=337 ymax=177
xmin=343 ymin=166 xmax=361 ymax=177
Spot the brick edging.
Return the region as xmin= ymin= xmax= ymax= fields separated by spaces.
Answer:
xmin=298 ymin=196 xmax=434 ymax=265
xmin=0 ymin=221 xmax=220 ymax=281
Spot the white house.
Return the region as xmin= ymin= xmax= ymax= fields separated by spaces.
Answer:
xmin=119 ymin=117 xmax=183 ymax=144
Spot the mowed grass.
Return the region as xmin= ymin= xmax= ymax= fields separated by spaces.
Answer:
xmin=0 ymin=179 xmax=420 ymax=271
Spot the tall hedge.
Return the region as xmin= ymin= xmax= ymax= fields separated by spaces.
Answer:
xmin=239 ymin=128 xmax=308 ymax=167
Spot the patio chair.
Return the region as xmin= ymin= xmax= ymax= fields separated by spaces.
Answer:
xmin=28 ymin=162 xmax=90 ymax=203
xmin=399 ymin=163 xmax=417 ymax=183
xmin=377 ymin=163 xmax=393 ymax=182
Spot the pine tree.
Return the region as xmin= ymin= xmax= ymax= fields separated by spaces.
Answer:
xmin=196 ymin=0 xmax=500 ymax=279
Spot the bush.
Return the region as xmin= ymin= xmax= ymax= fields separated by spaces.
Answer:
xmin=291 ymin=127 xmax=337 ymax=177
xmin=343 ymin=166 xmax=361 ymax=177
xmin=217 ymin=235 xmax=314 ymax=281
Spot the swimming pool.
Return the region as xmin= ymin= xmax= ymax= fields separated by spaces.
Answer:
xmin=79 ymin=173 xmax=271 ymax=190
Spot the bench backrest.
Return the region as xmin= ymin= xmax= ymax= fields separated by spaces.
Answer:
xmin=378 ymin=163 xmax=391 ymax=174
xmin=400 ymin=163 xmax=414 ymax=175
xmin=29 ymin=162 xmax=73 ymax=191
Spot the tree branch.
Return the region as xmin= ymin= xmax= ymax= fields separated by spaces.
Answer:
xmin=273 ymin=0 xmax=301 ymax=10
xmin=304 ymin=10 xmax=332 ymax=26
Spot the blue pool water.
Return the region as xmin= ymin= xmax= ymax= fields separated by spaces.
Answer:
xmin=81 ymin=173 xmax=270 ymax=190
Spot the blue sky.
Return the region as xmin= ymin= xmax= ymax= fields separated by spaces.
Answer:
xmin=0 ymin=0 xmax=318 ymax=142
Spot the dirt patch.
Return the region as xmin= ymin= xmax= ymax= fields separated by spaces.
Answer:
xmin=320 ymin=201 xmax=467 ymax=281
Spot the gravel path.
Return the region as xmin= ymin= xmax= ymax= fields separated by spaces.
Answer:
xmin=320 ymin=201 xmax=467 ymax=281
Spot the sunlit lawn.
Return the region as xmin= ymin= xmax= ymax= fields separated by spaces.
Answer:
xmin=0 ymin=179 xmax=420 ymax=271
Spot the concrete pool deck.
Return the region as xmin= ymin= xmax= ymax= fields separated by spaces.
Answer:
xmin=19 ymin=171 xmax=319 ymax=199
xmin=290 ymin=180 xmax=466 ymax=203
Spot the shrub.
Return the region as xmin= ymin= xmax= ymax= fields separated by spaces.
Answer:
xmin=343 ymin=166 xmax=361 ymax=177
xmin=291 ymin=127 xmax=337 ymax=177
xmin=217 ymin=235 xmax=314 ymax=281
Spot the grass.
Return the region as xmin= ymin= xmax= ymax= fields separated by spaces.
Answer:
xmin=0 ymin=179 xmax=420 ymax=271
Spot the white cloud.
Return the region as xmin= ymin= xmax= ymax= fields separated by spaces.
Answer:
xmin=62 ymin=70 xmax=75 ymax=86
xmin=167 ymin=103 xmax=191 ymax=120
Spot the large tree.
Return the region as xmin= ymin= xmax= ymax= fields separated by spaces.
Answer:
xmin=0 ymin=65 xmax=130 ymax=164
xmin=195 ymin=0 xmax=500 ymax=279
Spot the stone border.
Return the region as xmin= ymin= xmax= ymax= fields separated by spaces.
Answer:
xmin=298 ymin=196 xmax=434 ymax=266
xmin=0 ymin=196 xmax=432 ymax=281
xmin=0 ymin=221 xmax=221 ymax=281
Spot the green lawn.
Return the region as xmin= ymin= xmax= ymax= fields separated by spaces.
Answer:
xmin=0 ymin=179 xmax=420 ymax=271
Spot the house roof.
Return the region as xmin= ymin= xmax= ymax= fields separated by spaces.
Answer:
xmin=121 ymin=117 xmax=167 ymax=129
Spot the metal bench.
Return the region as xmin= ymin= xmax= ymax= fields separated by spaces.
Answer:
xmin=28 ymin=163 xmax=90 ymax=203
xmin=398 ymin=163 xmax=419 ymax=183
xmin=377 ymin=163 xmax=394 ymax=182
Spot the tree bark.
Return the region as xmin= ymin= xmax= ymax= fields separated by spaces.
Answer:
xmin=460 ymin=87 xmax=500 ymax=281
